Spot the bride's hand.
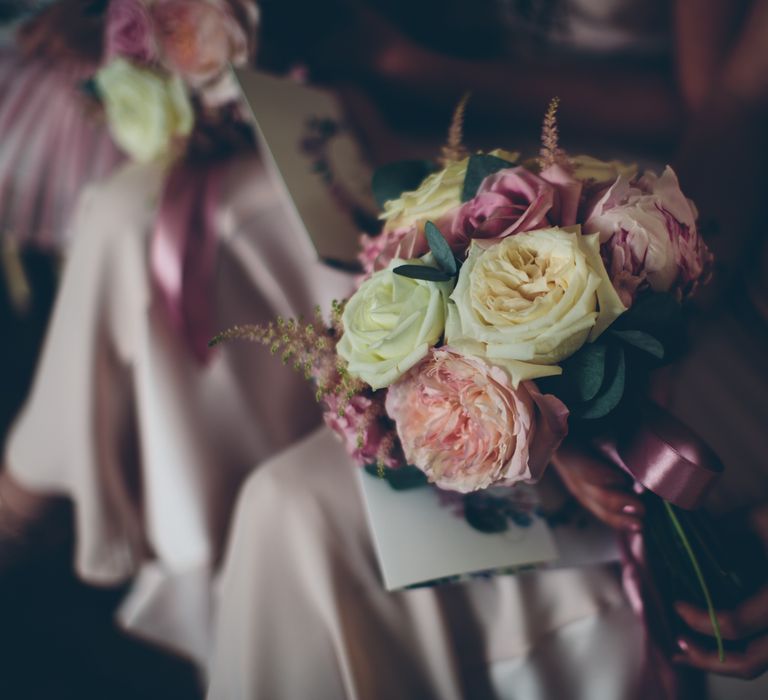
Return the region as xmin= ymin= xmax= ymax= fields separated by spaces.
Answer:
xmin=673 ymin=503 xmax=768 ymax=679
xmin=551 ymin=439 xmax=645 ymax=532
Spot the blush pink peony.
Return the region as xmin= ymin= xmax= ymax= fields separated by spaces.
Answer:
xmin=584 ymin=166 xmax=712 ymax=306
xmin=385 ymin=348 xmax=569 ymax=492
xmin=104 ymin=0 xmax=156 ymax=64
xmin=151 ymin=0 xmax=247 ymax=84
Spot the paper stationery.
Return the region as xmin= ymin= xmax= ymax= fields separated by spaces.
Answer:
xmin=235 ymin=69 xmax=376 ymax=267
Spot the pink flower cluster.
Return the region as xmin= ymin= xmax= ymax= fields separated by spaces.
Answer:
xmin=322 ymin=392 xmax=402 ymax=469
xmin=104 ymin=0 xmax=248 ymax=85
xmin=362 ymin=163 xmax=584 ymax=275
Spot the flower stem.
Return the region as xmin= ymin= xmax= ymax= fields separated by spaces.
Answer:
xmin=664 ymin=500 xmax=724 ymax=662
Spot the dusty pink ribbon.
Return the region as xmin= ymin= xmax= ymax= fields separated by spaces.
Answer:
xmin=591 ymin=401 xmax=723 ymax=699
xmin=150 ymin=161 xmax=223 ymax=364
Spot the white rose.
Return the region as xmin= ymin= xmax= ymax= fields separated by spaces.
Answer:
xmin=337 ymin=258 xmax=452 ymax=390
xmin=446 ymin=228 xmax=626 ymax=385
xmin=96 ymin=58 xmax=194 ymax=163
xmin=379 ymin=149 xmax=519 ymax=231
xmin=569 ymin=154 xmax=637 ymax=183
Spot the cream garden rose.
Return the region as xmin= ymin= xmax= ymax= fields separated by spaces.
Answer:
xmin=96 ymin=57 xmax=194 ymax=163
xmin=446 ymin=228 xmax=626 ymax=385
xmin=379 ymin=149 xmax=519 ymax=231
xmin=337 ymin=258 xmax=452 ymax=390
xmin=569 ymin=155 xmax=637 ymax=184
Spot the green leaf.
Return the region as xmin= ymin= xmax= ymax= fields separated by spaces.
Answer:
xmin=563 ymin=343 xmax=607 ymax=402
xmin=664 ymin=501 xmax=725 ymax=662
xmin=619 ymin=293 xmax=682 ymax=334
xmin=611 ymin=330 xmax=665 ymax=359
xmin=425 ymin=221 xmax=457 ymax=276
xmin=371 ymin=160 xmax=435 ymax=209
xmin=393 ymin=264 xmax=453 ymax=282
xmin=579 ymin=345 xmax=626 ymax=419
xmin=461 ymin=154 xmax=515 ymax=202
xmin=464 ymin=494 xmax=509 ymax=533
xmin=364 ymin=463 xmax=428 ymax=490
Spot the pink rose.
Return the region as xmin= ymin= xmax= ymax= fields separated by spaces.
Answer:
xmin=365 ymin=165 xmax=583 ymax=276
xmin=385 ymin=348 xmax=569 ymax=493
xmin=585 ymin=166 xmax=712 ymax=306
xmin=442 ymin=167 xmax=555 ymax=253
xmin=323 ymin=393 xmax=401 ymax=469
xmin=539 ymin=163 xmax=582 ymax=227
xmin=104 ymin=0 xmax=156 ymax=64
xmin=152 ymin=0 xmax=247 ymax=84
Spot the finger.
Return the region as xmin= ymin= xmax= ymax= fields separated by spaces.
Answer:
xmin=675 ymin=586 xmax=768 ymax=640
xmin=585 ymin=485 xmax=646 ymax=519
xmin=582 ymin=490 xmax=643 ymax=532
xmin=674 ymin=635 xmax=768 ymax=680
xmin=553 ymin=444 xmax=634 ymax=489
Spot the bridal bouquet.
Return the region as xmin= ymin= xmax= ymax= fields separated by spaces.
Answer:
xmin=92 ymin=0 xmax=257 ymax=163
xmin=216 ymin=98 xmax=710 ymax=486
xmin=216 ymin=99 xmax=747 ymax=658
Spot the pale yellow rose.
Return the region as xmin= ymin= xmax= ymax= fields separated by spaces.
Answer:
xmin=337 ymin=258 xmax=452 ymax=390
xmin=380 ymin=149 xmax=519 ymax=231
xmin=446 ymin=228 xmax=626 ymax=385
xmin=569 ymin=155 xmax=637 ymax=183
xmin=96 ymin=58 xmax=194 ymax=163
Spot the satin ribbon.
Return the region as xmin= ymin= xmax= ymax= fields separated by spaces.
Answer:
xmin=592 ymin=401 xmax=723 ymax=510
xmin=590 ymin=402 xmax=723 ymax=699
xmin=150 ymin=161 xmax=223 ymax=365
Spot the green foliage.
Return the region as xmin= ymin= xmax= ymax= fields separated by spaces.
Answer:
xmin=540 ymin=292 xmax=682 ymax=421
xmin=393 ymin=265 xmax=454 ymax=282
xmin=425 ymin=221 xmax=458 ymax=276
xmin=610 ymin=330 xmax=664 ymax=359
xmin=371 ymin=160 xmax=435 ymax=208
xmin=364 ymin=463 xmax=429 ymax=490
xmin=461 ymin=153 xmax=515 ymax=202
xmin=578 ymin=345 xmax=626 ymax=419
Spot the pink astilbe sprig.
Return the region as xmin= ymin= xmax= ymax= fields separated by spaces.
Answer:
xmin=209 ymin=302 xmax=403 ymax=468
xmin=439 ymin=91 xmax=471 ymax=166
xmin=538 ymin=97 xmax=567 ymax=171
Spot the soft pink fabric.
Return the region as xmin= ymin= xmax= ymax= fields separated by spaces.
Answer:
xmin=150 ymin=161 xmax=223 ymax=364
xmin=104 ymin=0 xmax=156 ymax=64
xmin=0 ymin=48 xmax=122 ymax=250
xmin=385 ymin=348 xmax=568 ymax=492
xmin=585 ymin=167 xmax=712 ymax=307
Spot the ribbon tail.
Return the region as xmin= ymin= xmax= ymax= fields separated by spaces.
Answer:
xmin=590 ymin=401 xmax=724 ymax=699
xmin=150 ymin=162 xmax=222 ymax=365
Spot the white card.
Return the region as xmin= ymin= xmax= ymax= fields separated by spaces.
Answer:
xmin=235 ymin=69 xmax=376 ymax=267
xmin=359 ymin=470 xmax=559 ymax=590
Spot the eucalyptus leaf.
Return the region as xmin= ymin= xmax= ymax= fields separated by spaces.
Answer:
xmin=371 ymin=160 xmax=435 ymax=209
xmin=393 ymin=264 xmax=454 ymax=282
xmin=425 ymin=221 xmax=457 ymax=275
xmin=563 ymin=343 xmax=607 ymax=402
xmin=363 ymin=463 xmax=429 ymax=490
xmin=579 ymin=345 xmax=626 ymax=419
xmin=619 ymin=293 xmax=682 ymax=333
xmin=464 ymin=494 xmax=509 ymax=533
xmin=611 ymin=330 xmax=665 ymax=359
xmin=461 ymin=154 xmax=516 ymax=202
